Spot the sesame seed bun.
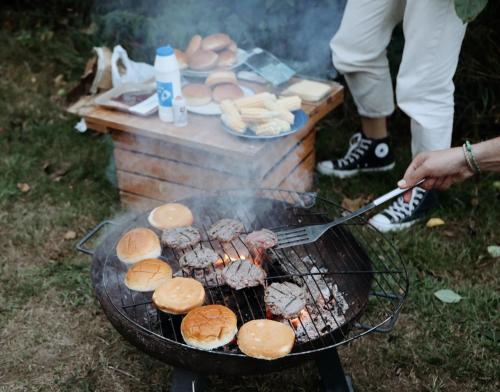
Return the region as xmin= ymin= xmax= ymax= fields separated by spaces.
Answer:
xmin=116 ymin=228 xmax=161 ymax=265
xmin=124 ymin=258 xmax=172 ymax=291
xmin=181 ymin=305 xmax=237 ymax=350
xmin=148 ymin=203 xmax=194 ymax=230
xmin=237 ymin=319 xmax=295 ymax=360
xmin=152 ymin=277 xmax=205 ymax=315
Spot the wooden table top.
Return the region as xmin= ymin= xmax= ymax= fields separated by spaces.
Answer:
xmin=75 ymin=79 xmax=344 ymax=158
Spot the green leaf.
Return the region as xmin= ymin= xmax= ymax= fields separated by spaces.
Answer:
xmin=454 ymin=0 xmax=488 ymax=23
xmin=493 ymin=181 xmax=500 ymax=191
xmin=487 ymin=245 xmax=500 ymax=258
xmin=434 ymin=289 xmax=462 ymax=303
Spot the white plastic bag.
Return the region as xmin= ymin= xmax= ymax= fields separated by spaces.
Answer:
xmin=111 ymin=45 xmax=155 ymax=87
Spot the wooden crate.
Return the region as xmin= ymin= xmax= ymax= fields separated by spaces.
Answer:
xmin=79 ymin=79 xmax=343 ymax=209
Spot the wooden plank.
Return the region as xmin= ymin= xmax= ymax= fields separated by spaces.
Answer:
xmin=120 ymin=191 xmax=163 ymax=210
xmin=113 ymin=147 xmax=252 ymax=189
xmin=116 ymin=170 xmax=200 ymax=202
xmin=262 ymin=129 xmax=316 ymax=188
xmin=279 ymin=151 xmax=316 ymax=192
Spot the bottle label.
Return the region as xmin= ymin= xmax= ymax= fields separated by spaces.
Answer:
xmin=157 ymin=81 xmax=173 ymax=107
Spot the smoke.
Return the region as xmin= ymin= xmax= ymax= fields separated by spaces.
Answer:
xmin=92 ymin=0 xmax=347 ymax=216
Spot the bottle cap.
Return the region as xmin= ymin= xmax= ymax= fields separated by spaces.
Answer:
xmin=156 ymin=45 xmax=174 ymax=56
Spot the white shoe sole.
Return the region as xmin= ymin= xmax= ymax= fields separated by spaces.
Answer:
xmin=317 ymin=162 xmax=395 ymax=178
xmin=368 ymin=217 xmax=418 ymax=233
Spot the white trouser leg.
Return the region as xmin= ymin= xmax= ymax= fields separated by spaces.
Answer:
xmin=396 ymin=0 xmax=467 ymax=156
xmin=330 ymin=0 xmax=404 ymax=118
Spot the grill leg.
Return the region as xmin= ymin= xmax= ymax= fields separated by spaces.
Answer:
xmin=170 ymin=367 xmax=208 ymax=392
xmin=316 ymin=348 xmax=354 ymax=392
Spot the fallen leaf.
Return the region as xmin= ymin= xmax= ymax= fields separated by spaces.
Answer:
xmin=493 ymin=181 xmax=500 ymax=191
xmin=434 ymin=289 xmax=462 ymax=303
xmin=426 ymin=218 xmax=445 ymax=228
xmin=63 ymin=230 xmax=76 ymax=240
xmin=487 ymin=245 xmax=500 ymax=258
xmin=442 ymin=230 xmax=456 ymax=238
xmin=0 ymin=127 xmax=5 ymax=134
xmin=17 ymin=182 xmax=30 ymax=192
xmin=341 ymin=195 xmax=373 ymax=211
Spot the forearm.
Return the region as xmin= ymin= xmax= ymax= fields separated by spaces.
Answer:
xmin=473 ymin=137 xmax=500 ymax=172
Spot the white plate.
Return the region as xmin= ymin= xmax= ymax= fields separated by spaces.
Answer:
xmin=182 ymin=49 xmax=248 ymax=78
xmin=187 ymin=85 xmax=254 ymax=116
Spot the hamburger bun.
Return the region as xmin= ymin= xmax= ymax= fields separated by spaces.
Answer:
xmin=152 ymin=277 xmax=205 ymax=314
xmin=212 ymin=83 xmax=244 ymax=103
xmin=181 ymin=305 xmax=237 ymax=350
xmin=228 ymin=40 xmax=237 ymax=52
xmin=116 ymin=228 xmax=162 ymax=265
xmin=205 ymin=71 xmax=237 ymax=87
xmin=182 ymin=84 xmax=212 ymax=106
xmin=148 ymin=203 xmax=194 ymax=230
xmin=237 ymin=319 xmax=295 ymax=360
xmin=188 ymin=50 xmax=218 ymax=70
xmin=216 ymin=50 xmax=237 ymax=67
xmin=201 ymin=33 xmax=231 ymax=52
xmin=124 ymin=258 xmax=172 ymax=291
xmin=174 ymin=49 xmax=188 ymax=70
xmin=185 ymin=34 xmax=202 ymax=57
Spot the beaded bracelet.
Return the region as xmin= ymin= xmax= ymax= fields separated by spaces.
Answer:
xmin=462 ymin=140 xmax=481 ymax=175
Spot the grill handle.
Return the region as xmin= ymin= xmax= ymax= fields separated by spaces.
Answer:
xmin=76 ymin=220 xmax=115 ymax=256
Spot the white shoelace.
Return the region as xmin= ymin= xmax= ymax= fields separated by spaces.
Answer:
xmin=383 ymin=187 xmax=426 ymax=222
xmin=337 ymin=133 xmax=372 ymax=168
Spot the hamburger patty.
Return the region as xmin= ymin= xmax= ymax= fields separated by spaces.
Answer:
xmin=244 ymin=229 xmax=278 ymax=250
xmin=161 ymin=226 xmax=201 ymax=249
xmin=207 ymin=218 xmax=244 ymax=242
xmin=222 ymin=259 xmax=266 ymax=290
xmin=179 ymin=246 xmax=220 ymax=269
xmin=265 ymin=282 xmax=306 ymax=319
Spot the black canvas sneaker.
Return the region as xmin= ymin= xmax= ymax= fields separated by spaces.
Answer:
xmin=317 ymin=132 xmax=395 ymax=178
xmin=369 ymin=187 xmax=438 ymax=232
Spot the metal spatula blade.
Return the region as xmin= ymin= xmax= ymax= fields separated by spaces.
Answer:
xmin=275 ymin=180 xmax=425 ymax=249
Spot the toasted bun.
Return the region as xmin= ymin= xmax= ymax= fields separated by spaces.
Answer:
xmin=124 ymin=258 xmax=172 ymax=291
xmin=181 ymin=305 xmax=237 ymax=350
xmin=148 ymin=203 xmax=194 ymax=230
xmin=201 ymin=33 xmax=231 ymax=52
xmin=174 ymin=49 xmax=188 ymax=70
xmin=212 ymin=84 xmax=244 ymax=103
xmin=116 ymin=228 xmax=161 ymax=265
xmin=188 ymin=50 xmax=218 ymax=70
xmin=185 ymin=34 xmax=202 ymax=57
xmin=182 ymin=84 xmax=212 ymax=106
xmin=217 ymin=50 xmax=237 ymax=67
xmin=152 ymin=277 xmax=205 ymax=314
xmin=237 ymin=319 xmax=295 ymax=360
xmin=205 ymin=71 xmax=237 ymax=87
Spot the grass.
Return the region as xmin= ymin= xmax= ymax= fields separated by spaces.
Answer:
xmin=0 ymin=5 xmax=499 ymax=392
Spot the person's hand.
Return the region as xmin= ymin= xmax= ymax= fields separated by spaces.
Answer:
xmin=398 ymin=147 xmax=474 ymax=202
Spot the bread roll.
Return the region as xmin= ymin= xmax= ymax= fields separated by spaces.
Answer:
xmin=212 ymin=84 xmax=244 ymax=103
xmin=188 ymin=50 xmax=218 ymax=70
xmin=148 ymin=203 xmax=194 ymax=230
xmin=201 ymin=33 xmax=231 ymax=52
xmin=182 ymin=84 xmax=212 ymax=106
xmin=205 ymin=71 xmax=237 ymax=87
xmin=174 ymin=49 xmax=188 ymax=70
xmin=228 ymin=40 xmax=237 ymax=52
xmin=216 ymin=50 xmax=237 ymax=67
xmin=116 ymin=228 xmax=162 ymax=265
xmin=237 ymin=319 xmax=295 ymax=360
xmin=124 ymin=258 xmax=172 ymax=291
xmin=152 ymin=277 xmax=205 ymax=315
xmin=185 ymin=34 xmax=202 ymax=57
xmin=181 ymin=305 xmax=237 ymax=350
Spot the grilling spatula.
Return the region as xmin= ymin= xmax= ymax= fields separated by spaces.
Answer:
xmin=275 ymin=179 xmax=425 ymax=249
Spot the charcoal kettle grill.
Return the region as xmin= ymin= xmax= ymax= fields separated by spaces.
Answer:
xmin=77 ymin=189 xmax=409 ymax=391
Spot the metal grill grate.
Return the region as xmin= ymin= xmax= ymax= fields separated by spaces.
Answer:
xmin=95 ymin=189 xmax=408 ymax=358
